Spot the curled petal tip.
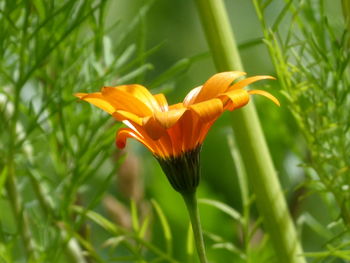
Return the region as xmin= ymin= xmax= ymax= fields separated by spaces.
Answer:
xmin=248 ymin=90 xmax=280 ymax=106
xmin=262 ymin=75 xmax=276 ymax=81
xmin=273 ymin=99 xmax=281 ymax=107
xmin=74 ymin=93 xmax=87 ymax=99
xmin=228 ymin=75 xmax=275 ymax=91
xmin=263 ymin=75 xmax=275 ymax=79
xmin=116 ymin=140 xmax=126 ymax=149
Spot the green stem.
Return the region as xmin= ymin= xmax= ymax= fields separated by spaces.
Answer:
xmin=4 ymin=2 xmax=35 ymax=259
xmin=27 ymin=171 xmax=88 ymax=263
xmin=342 ymin=0 xmax=350 ymax=32
xmin=193 ymin=1 xmax=305 ymax=263
xmin=342 ymin=0 xmax=350 ymax=49
xmin=181 ymin=192 xmax=208 ymax=263
xmin=227 ymin=136 xmax=250 ymax=252
xmin=6 ymin=167 xmax=37 ymax=260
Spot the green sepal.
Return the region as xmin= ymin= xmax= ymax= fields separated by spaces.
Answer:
xmin=155 ymin=146 xmax=201 ymax=194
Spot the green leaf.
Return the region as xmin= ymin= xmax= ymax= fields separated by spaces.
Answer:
xmin=73 ymin=206 xmax=120 ymax=235
xmin=151 ymin=199 xmax=172 ymax=255
xmin=0 ymin=167 xmax=8 ymax=194
xmin=272 ymin=0 xmax=294 ymax=32
xmin=139 ymin=214 xmax=150 ymax=239
xmin=32 ymin=0 xmax=46 ymax=20
xmin=199 ymin=199 xmax=242 ymax=222
xmin=117 ymin=64 xmax=153 ymax=84
xmin=297 ymin=213 xmax=332 ymax=239
xmin=130 ymin=199 xmax=140 ymax=232
xmin=102 ymin=236 xmax=127 ymax=249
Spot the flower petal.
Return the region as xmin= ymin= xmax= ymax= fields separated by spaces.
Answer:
xmin=176 ymin=110 xmax=200 ymax=152
xmin=169 ymin=102 xmax=184 ymax=110
xmin=228 ymin=75 xmax=275 ymax=91
xmin=112 ymin=110 xmax=143 ymax=126
xmin=183 ymin=86 xmax=202 ymax=106
xmin=248 ymin=90 xmax=280 ymax=106
xmin=101 ymin=86 xmax=153 ymax=116
xmin=193 ymin=71 xmax=246 ymax=103
xmin=154 ymin=108 xmax=187 ymax=129
xmin=156 ymin=133 xmax=174 ymax=158
xmin=117 ymin=126 xmax=170 ymax=158
xmin=142 ymin=116 xmax=167 ymax=140
xmin=115 ymin=84 xmax=161 ymax=111
xmin=153 ymin=93 xmax=168 ymax=111
xmin=116 ymin=128 xmax=139 ymax=149
xmin=116 ymin=128 xmax=155 ymax=152
xmin=75 ymin=92 xmax=115 ymax=114
xmin=189 ymin=98 xmax=223 ymax=123
xmin=75 ymin=93 xmax=87 ymax=98
xmin=218 ymin=89 xmax=250 ymax=111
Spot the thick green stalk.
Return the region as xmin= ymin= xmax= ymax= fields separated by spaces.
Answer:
xmin=342 ymin=0 xmax=350 ymax=31
xmin=342 ymin=0 xmax=350 ymax=47
xmin=182 ymin=192 xmax=208 ymax=263
xmin=193 ymin=1 xmax=306 ymax=263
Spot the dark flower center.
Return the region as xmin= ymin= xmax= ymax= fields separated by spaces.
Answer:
xmin=155 ymin=146 xmax=202 ymax=194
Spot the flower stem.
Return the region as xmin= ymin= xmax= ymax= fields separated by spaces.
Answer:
xmin=181 ymin=192 xmax=208 ymax=263
xmin=193 ymin=0 xmax=306 ymax=263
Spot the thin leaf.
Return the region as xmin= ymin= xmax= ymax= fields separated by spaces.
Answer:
xmin=139 ymin=215 xmax=150 ymax=239
xmin=199 ymin=198 xmax=242 ymax=222
xmin=272 ymin=0 xmax=294 ymax=32
xmin=151 ymin=199 xmax=173 ymax=255
xmin=0 ymin=166 xmax=8 ymax=194
xmin=130 ymin=199 xmax=140 ymax=232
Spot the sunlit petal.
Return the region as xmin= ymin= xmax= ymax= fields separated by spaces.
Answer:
xmin=183 ymin=86 xmax=202 ymax=106
xmin=248 ymin=90 xmax=280 ymax=106
xmin=229 ymin=75 xmax=275 ymax=91
xmin=116 ymin=128 xmax=155 ymax=153
xmin=101 ymin=87 xmax=153 ymax=117
xmin=157 ymin=133 xmax=174 ymax=158
xmin=122 ymin=120 xmax=143 ymax=137
xmin=189 ymin=98 xmax=223 ymax=123
xmin=112 ymin=110 xmax=143 ymax=126
xmin=177 ymin=110 xmax=200 ymax=151
xmin=218 ymin=89 xmax=250 ymax=111
xmin=193 ymin=71 xmax=246 ymax=103
xmin=153 ymin=93 xmax=169 ymax=111
xmin=142 ymin=116 xmax=167 ymax=140
xmin=121 ymin=121 xmax=167 ymax=157
xmin=75 ymin=92 xmax=115 ymax=114
xmin=75 ymin=93 xmax=88 ymax=99
xmin=153 ymin=108 xmax=187 ymax=129
xmin=115 ymin=84 xmax=161 ymax=111
xmin=169 ymin=102 xmax=184 ymax=110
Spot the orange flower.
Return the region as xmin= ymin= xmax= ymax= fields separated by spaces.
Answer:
xmin=76 ymin=71 xmax=278 ymax=158
xmin=75 ymin=71 xmax=279 ymax=192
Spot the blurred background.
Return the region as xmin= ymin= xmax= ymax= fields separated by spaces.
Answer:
xmin=0 ymin=0 xmax=348 ymax=262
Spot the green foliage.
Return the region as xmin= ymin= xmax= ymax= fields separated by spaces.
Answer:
xmin=1 ymin=0 xmax=349 ymax=262
xmin=0 ymin=0 xmax=167 ymax=261
xmin=253 ymin=0 xmax=350 ymax=261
